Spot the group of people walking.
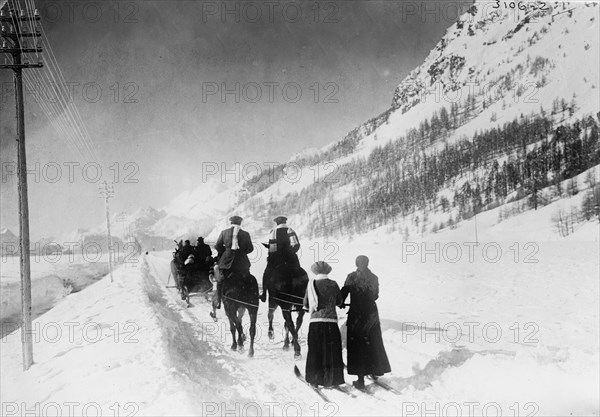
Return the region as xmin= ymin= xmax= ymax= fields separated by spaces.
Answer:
xmin=187 ymin=214 xmax=391 ymax=388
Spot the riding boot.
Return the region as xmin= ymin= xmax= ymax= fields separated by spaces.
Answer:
xmin=353 ymin=376 xmax=365 ymax=389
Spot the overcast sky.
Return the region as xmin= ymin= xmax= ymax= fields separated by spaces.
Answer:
xmin=0 ymin=0 xmax=470 ymax=239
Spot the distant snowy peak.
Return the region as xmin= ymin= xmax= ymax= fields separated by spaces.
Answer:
xmin=162 ymin=178 xmax=231 ymax=218
xmin=0 ymin=228 xmax=18 ymax=243
xmin=392 ymin=1 xmax=598 ymax=113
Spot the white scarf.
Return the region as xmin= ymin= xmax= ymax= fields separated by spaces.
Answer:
xmin=269 ymin=223 xmax=298 ymax=252
xmin=231 ymin=225 xmax=241 ymax=250
xmin=307 ymin=274 xmax=328 ymax=314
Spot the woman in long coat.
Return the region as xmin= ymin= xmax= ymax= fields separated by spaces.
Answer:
xmin=303 ymin=261 xmax=345 ymax=388
xmin=341 ymin=255 xmax=391 ymax=388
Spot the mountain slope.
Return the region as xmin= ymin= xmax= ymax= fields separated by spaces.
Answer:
xmin=195 ymin=0 xmax=600 ymax=241
xmin=132 ymin=1 xmax=599 ymax=245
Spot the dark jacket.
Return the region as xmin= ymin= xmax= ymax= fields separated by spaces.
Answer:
xmin=303 ymin=278 xmax=343 ymax=323
xmin=267 ymin=226 xmax=300 ymax=266
xmin=195 ymin=242 xmax=213 ymax=269
xmin=341 ymin=267 xmax=390 ymax=376
xmin=180 ymin=243 xmax=195 ymax=262
xmin=215 ymin=226 xmax=254 ymax=273
xmin=341 ymin=268 xmax=380 ymax=330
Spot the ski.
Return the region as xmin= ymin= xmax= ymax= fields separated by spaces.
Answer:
xmin=366 ymin=376 xmax=402 ymax=395
xmin=294 ymin=365 xmax=331 ymax=402
xmin=331 ymin=385 xmax=357 ymax=398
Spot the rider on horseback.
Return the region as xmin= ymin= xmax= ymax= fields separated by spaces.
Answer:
xmin=259 ymin=215 xmax=301 ymax=302
xmin=214 ymin=215 xmax=254 ymax=309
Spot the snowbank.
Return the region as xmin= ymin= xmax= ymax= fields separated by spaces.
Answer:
xmin=1 ymin=255 xmax=110 ymax=336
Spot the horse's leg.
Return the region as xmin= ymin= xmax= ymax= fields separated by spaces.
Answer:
xmin=237 ymin=307 xmax=246 ymax=344
xmin=295 ymin=309 xmax=304 ymax=332
xmin=282 ymin=309 xmax=299 ymax=356
xmin=267 ymin=300 xmax=276 ymax=340
xmin=283 ymin=319 xmax=290 ymax=350
xmin=234 ymin=308 xmax=245 ymax=348
xmin=226 ymin=309 xmax=238 ymax=351
xmin=248 ymin=307 xmax=257 ymax=357
xmin=295 ymin=309 xmax=305 ymax=335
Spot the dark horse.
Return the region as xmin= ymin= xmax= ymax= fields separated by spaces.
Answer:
xmin=180 ymin=268 xmax=212 ymax=307
xmin=222 ymin=272 xmax=259 ymax=357
xmin=266 ymin=264 xmax=309 ymax=357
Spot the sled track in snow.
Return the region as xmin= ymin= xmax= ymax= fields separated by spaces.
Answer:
xmin=141 ymin=255 xmax=340 ymax=411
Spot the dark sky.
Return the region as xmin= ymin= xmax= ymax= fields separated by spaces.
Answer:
xmin=0 ymin=0 xmax=470 ymax=238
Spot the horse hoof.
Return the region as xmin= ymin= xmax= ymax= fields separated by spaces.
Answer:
xmin=294 ymin=352 xmax=302 ymax=359
xmin=231 ymin=344 xmax=237 ymax=351
xmin=268 ymin=330 xmax=274 ymax=340
xmin=282 ymin=345 xmax=290 ymax=351
xmin=248 ymin=349 xmax=254 ymax=358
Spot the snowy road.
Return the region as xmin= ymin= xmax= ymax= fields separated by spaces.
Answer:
xmin=1 ymin=237 xmax=598 ymax=416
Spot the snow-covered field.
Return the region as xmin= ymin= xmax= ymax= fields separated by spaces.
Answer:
xmin=1 ymin=217 xmax=598 ymax=416
xmin=0 ymin=254 xmax=109 ymax=337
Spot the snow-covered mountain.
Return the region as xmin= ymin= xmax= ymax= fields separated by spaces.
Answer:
xmin=73 ymin=1 xmax=599 ymax=245
xmin=185 ymin=0 xmax=599 ymax=241
xmin=153 ymin=178 xmax=239 ymax=241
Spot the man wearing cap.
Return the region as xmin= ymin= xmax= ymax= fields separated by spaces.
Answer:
xmin=214 ymin=216 xmax=254 ymax=308
xmin=259 ymin=215 xmax=301 ymax=302
xmin=195 ymin=236 xmax=213 ymax=271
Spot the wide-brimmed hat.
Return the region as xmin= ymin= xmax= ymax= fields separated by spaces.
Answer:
xmin=311 ymin=261 xmax=332 ymax=275
xmin=229 ymin=215 xmax=243 ymax=225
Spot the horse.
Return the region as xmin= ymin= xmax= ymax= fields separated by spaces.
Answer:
xmin=180 ymin=267 xmax=212 ymax=306
xmin=265 ymin=263 xmax=309 ymax=358
xmin=221 ymin=271 xmax=259 ymax=357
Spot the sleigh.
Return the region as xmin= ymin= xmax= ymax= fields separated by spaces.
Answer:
xmin=169 ymin=250 xmax=213 ymax=307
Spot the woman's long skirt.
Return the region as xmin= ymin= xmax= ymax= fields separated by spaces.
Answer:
xmin=346 ymin=313 xmax=391 ymax=377
xmin=305 ymin=322 xmax=345 ymax=387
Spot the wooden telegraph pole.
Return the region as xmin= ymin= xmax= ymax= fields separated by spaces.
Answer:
xmin=99 ymin=181 xmax=115 ymax=282
xmin=1 ymin=5 xmax=43 ymax=371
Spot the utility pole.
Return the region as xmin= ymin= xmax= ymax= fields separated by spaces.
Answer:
xmin=1 ymin=5 xmax=43 ymax=372
xmin=474 ymin=213 xmax=479 ymax=244
xmin=98 ymin=181 xmax=115 ymax=282
xmin=117 ymin=211 xmax=128 ymax=240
